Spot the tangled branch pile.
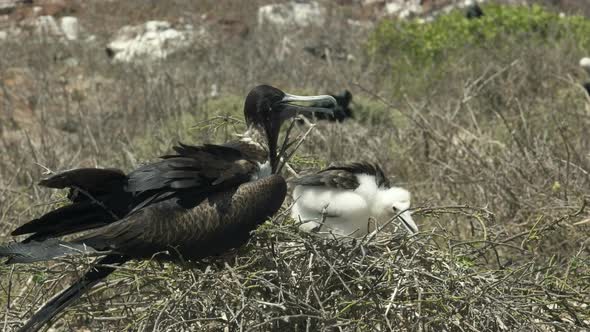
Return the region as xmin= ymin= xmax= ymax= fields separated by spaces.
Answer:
xmin=3 ymin=203 xmax=588 ymax=331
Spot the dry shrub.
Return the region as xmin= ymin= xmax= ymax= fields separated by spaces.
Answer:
xmin=2 ymin=208 xmax=587 ymax=331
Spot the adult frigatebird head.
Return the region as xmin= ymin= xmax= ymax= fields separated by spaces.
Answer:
xmin=244 ymin=85 xmax=337 ymax=172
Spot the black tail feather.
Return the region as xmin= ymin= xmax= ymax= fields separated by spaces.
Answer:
xmin=12 ymin=168 xmax=131 ymax=241
xmin=12 ymin=202 xmax=115 ymax=238
xmin=0 ymin=239 xmax=96 ymax=264
xmin=17 ymin=255 xmax=128 ymax=332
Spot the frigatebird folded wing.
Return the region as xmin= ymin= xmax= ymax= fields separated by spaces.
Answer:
xmin=291 ymin=162 xmax=390 ymax=190
xmin=11 ymin=143 xmax=257 ymax=243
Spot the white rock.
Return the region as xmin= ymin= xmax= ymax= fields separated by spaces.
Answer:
xmin=60 ymin=16 xmax=79 ymax=41
xmin=362 ymin=0 xmax=383 ymax=5
xmin=145 ymin=20 xmax=171 ymax=32
xmin=346 ymin=19 xmax=373 ymax=30
xmin=0 ymin=0 xmax=16 ymax=15
xmin=257 ymin=2 xmax=325 ymax=28
xmin=370 ymin=0 xmax=422 ymax=19
xmin=106 ymin=20 xmax=195 ymax=62
xmin=0 ymin=30 xmax=7 ymax=40
xmin=64 ymin=57 xmax=79 ymax=67
xmin=398 ymin=2 xmax=422 ymax=19
xmin=35 ymin=16 xmax=61 ymax=36
xmin=384 ymin=2 xmax=402 ymax=15
xmin=210 ymin=83 xmax=218 ymax=98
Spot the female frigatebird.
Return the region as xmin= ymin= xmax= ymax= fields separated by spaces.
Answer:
xmin=0 ymin=85 xmax=336 ymax=332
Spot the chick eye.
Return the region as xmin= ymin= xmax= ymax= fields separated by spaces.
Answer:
xmin=392 ymin=206 xmax=399 ymax=213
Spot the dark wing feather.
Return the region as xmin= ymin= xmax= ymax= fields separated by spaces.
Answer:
xmin=323 ymin=162 xmax=389 ymax=188
xmin=38 ymin=168 xmax=125 ymax=190
xmin=126 ymin=143 xmax=253 ymax=194
xmin=292 ymin=162 xmax=389 ymax=190
xmin=292 ymin=169 xmax=359 ymax=190
xmin=169 ymin=142 xmax=243 ymax=159
xmin=39 ymin=168 xmax=127 ymax=203
xmin=12 ymin=142 xmax=256 ymax=243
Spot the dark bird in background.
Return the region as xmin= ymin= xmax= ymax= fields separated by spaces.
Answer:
xmin=465 ymin=3 xmax=484 ymax=19
xmin=300 ymin=90 xmax=353 ymax=123
xmin=291 ymin=162 xmax=417 ymax=238
xmin=303 ymin=44 xmax=351 ymax=62
xmin=0 ymin=85 xmax=336 ymax=332
xmin=579 ymin=57 xmax=590 ymax=96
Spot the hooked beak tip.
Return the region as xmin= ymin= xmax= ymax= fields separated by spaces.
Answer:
xmin=399 ymin=212 xmax=418 ymax=235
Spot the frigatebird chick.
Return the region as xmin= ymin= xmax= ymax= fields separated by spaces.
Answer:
xmin=299 ymin=90 xmax=353 ymax=123
xmin=465 ymin=3 xmax=484 ymax=19
xmin=291 ymin=163 xmax=417 ymax=239
xmin=0 ymin=85 xmax=336 ymax=332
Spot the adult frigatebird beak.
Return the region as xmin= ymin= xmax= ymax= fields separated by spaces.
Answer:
xmin=266 ymin=92 xmax=337 ymax=172
xmin=277 ymin=93 xmax=337 ymax=121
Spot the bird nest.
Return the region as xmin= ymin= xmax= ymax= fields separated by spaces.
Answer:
xmin=3 ymin=205 xmax=588 ymax=331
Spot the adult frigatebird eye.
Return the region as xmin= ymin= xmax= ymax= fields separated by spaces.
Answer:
xmin=276 ymin=93 xmax=337 ymax=120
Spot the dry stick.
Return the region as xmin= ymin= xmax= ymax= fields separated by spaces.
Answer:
xmin=362 ymin=208 xmax=415 ymax=246
xmin=0 ymin=165 xmax=22 ymax=208
xmin=278 ymin=117 xmax=298 ymax=160
xmin=3 ymin=265 xmax=15 ymax=331
xmin=81 ymin=108 xmax=101 ymax=157
xmin=276 ymin=123 xmax=317 ymax=175
xmin=412 ymin=273 xmax=423 ymax=331
xmin=558 ymin=159 xmax=589 ymax=183
xmin=480 ymin=198 xmax=587 ymax=253
xmin=353 ymin=82 xmax=425 ymax=130
xmin=468 ymin=60 xmax=519 ymax=102
xmin=245 ymin=314 xmax=322 ymax=332
xmin=24 ymin=131 xmax=39 ymax=165
xmin=283 ymin=163 xmax=299 ymax=177
xmin=556 ymin=126 xmax=571 ymax=202
xmin=298 ymin=113 xmax=328 ymax=143
xmin=384 ymin=276 xmax=404 ymax=317
xmin=275 ymin=116 xmax=300 ymax=175
xmin=70 ymin=185 xmax=120 ymax=221
xmin=572 ymin=218 xmax=590 ymax=226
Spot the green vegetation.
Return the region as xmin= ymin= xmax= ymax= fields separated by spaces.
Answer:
xmin=369 ymin=4 xmax=590 ymax=66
